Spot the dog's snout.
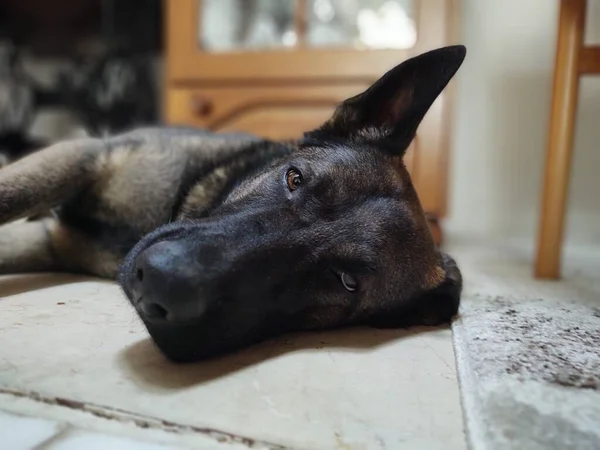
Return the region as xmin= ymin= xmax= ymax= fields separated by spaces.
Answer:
xmin=131 ymin=240 xmax=206 ymax=323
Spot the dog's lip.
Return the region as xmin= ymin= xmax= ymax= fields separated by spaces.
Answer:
xmin=142 ymin=316 xmax=199 ymax=326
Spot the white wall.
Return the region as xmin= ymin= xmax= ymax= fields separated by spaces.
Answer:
xmin=446 ymin=0 xmax=600 ymax=246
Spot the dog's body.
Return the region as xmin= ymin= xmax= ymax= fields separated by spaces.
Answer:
xmin=0 ymin=46 xmax=466 ymax=362
xmin=0 ymin=128 xmax=288 ymax=277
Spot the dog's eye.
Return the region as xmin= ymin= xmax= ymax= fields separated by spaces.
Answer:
xmin=286 ymin=168 xmax=303 ymax=191
xmin=340 ymin=272 xmax=358 ymax=292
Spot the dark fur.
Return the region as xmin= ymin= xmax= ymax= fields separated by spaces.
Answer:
xmin=0 ymin=46 xmax=466 ymax=362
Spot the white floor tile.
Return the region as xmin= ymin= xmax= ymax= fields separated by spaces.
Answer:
xmin=0 ymin=410 xmax=62 ymax=450
xmin=0 ymin=275 xmax=465 ymax=449
xmin=46 ymin=430 xmax=181 ymax=450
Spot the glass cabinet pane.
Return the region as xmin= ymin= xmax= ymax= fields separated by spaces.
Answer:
xmin=306 ymin=0 xmax=416 ymax=49
xmin=199 ymin=0 xmax=297 ymax=52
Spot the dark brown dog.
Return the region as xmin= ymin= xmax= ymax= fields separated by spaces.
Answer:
xmin=0 ymin=46 xmax=465 ymax=362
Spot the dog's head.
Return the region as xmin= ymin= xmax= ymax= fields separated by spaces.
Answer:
xmin=119 ymin=46 xmax=466 ymax=362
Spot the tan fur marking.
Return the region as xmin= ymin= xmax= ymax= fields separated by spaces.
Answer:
xmin=224 ymin=170 xmax=271 ymax=204
xmin=179 ymin=167 xmax=233 ymax=219
xmin=92 ymin=143 xmax=185 ymax=231
xmin=49 ymin=222 xmax=121 ymax=278
xmin=0 ymin=220 xmax=55 ymax=273
xmin=426 ymin=265 xmax=446 ymax=288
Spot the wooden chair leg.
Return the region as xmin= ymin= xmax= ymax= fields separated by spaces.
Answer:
xmin=535 ymin=0 xmax=586 ymax=280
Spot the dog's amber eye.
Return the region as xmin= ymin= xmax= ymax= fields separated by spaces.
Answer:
xmin=286 ymin=169 xmax=303 ymax=191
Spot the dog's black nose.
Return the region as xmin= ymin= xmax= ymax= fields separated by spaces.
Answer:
xmin=132 ymin=241 xmax=205 ymax=322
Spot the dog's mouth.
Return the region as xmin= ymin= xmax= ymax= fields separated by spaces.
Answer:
xmin=139 ymin=316 xmax=212 ymax=363
xmin=136 ymin=306 xmax=265 ymax=363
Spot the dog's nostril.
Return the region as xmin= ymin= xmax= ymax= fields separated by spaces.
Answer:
xmin=142 ymin=302 xmax=168 ymax=319
xmin=136 ymin=267 xmax=144 ymax=282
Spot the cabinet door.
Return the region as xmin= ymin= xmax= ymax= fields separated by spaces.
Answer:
xmin=165 ymin=84 xmax=365 ymax=139
xmin=165 ymin=84 xmax=417 ymax=173
xmin=166 ymin=0 xmax=452 ymax=82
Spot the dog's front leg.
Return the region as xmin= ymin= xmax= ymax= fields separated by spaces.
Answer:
xmin=0 ymin=139 xmax=103 ymax=225
xmin=0 ymin=218 xmax=122 ymax=277
xmin=0 ymin=220 xmax=57 ymax=274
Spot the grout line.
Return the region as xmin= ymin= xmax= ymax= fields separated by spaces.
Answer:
xmin=0 ymin=387 xmax=292 ymax=450
xmin=33 ymin=426 xmax=72 ymax=450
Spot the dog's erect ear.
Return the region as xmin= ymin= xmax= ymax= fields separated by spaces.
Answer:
xmin=305 ymin=45 xmax=466 ymax=155
xmin=368 ymin=253 xmax=463 ymax=329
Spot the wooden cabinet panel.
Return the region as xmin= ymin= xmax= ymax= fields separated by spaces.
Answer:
xmin=163 ymin=0 xmax=461 ymax=240
xmin=216 ymin=106 xmax=335 ymax=141
xmin=164 ymin=84 xmax=369 ymax=138
xmin=166 ymin=0 xmax=448 ymax=83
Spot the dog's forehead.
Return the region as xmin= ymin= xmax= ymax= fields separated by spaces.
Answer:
xmin=299 ymin=144 xmax=405 ymax=191
xmin=301 ymin=146 xmax=419 ymax=230
xmin=298 ymin=144 xmax=434 ymax=255
xmin=351 ymin=196 xmax=419 ymax=247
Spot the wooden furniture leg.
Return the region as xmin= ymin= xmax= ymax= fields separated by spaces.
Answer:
xmin=535 ymin=0 xmax=586 ymax=279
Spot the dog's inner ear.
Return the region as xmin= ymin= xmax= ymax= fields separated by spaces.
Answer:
xmin=305 ymin=45 xmax=466 ymax=156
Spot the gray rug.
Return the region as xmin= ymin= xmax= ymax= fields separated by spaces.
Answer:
xmin=449 ymin=242 xmax=600 ymax=450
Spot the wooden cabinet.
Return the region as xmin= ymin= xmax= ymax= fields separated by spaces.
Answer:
xmin=163 ymin=0 xmax=460 ymax=243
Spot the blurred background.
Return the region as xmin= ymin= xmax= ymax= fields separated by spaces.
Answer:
xmin=0 ymin=0 xmax=598 ymax=261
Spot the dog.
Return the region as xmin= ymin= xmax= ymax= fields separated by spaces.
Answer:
xmin=0 ymin=46 xmax=466 ymax=362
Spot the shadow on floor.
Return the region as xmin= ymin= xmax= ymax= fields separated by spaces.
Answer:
xmin=117 ymin=324 xmax=448 ymax=391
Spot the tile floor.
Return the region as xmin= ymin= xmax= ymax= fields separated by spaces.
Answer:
xmin=0 ymin=269 xmax=466 ymax=449
xmin=0 ymin=409 xmax=181 ymax=450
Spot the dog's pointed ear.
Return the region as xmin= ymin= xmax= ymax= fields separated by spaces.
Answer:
xmin=367 ymin=253 xmax=462 ymax=328
xmin=304 ymin=45 xmax=466 ymax=155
